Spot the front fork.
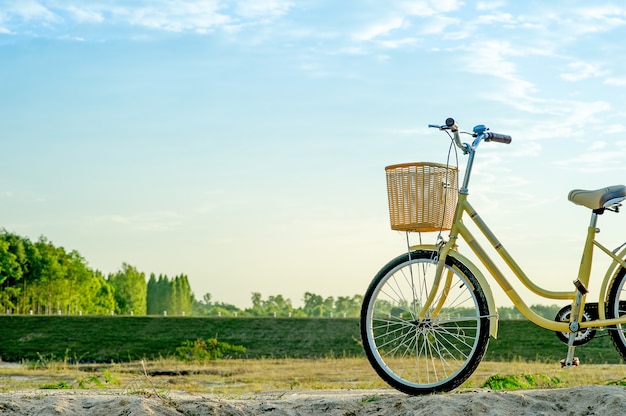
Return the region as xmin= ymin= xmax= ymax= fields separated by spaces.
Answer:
xmin=416 ymin=239 xmax=456 ymax=322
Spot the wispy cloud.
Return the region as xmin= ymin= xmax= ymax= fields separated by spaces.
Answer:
xmin=87 ymin=211 xmax=183 ymax=232
xmin=66 ymin=6 xmax=104 ymax=24
xmin=605 ymin=76 xmax=626 ymax=87
xmin=553 ymin=146 xmax=626 ymax=173
xmin=6 ymin=1 xmax=59 ymax=23
xmin=572 ymin=5 xmax=626 ymax=33
xmin=0 ymin=0 xmax=293 ymax=36
xmin=560 ymin=61 xmax=607 ymax=81
xmin=401 ymin=0 xmax=463 ymax=16
xmin=123 ymin=2 xmax=231 ymax=33
xmin=588 ymin=141 xmax=606 ymax=151
xmin=476 ymin=1 xmax=505 ymax=11
xmin=353 ymin=17 xmax=406 ymax=41
xmin=463 ymin=40 xmax=539 ymax=106
xmin=235 ymin=0 xmax=292 ymax=19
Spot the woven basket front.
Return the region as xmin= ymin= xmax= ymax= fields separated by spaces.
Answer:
xmin=385 ymin=162 xmax=458 ymax=232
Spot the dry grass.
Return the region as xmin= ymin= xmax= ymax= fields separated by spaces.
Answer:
xmin=2 ymin=358 xmax=626 ymax=396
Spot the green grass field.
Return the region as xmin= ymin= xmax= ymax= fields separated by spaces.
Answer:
xmin=0 ymin=316 xmax=623 ymax=364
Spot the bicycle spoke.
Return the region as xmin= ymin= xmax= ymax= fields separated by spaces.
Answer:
xmin=361 ymin=250 xmax=490 ymax=394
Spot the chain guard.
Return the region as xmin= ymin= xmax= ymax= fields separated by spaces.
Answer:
xmin=554 ymin=303 xmax=598 ymax=346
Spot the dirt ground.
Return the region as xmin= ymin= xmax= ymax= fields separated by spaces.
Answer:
xmin=2 ymin=385 xmax=626 ymax=415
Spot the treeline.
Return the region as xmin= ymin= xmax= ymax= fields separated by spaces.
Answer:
xmin=195 ymin=292 xmax=364 ymax=318
xmin=0 ymin=230 xmax=195 ymax=316
xmin=0 ymin=229 xmax=565 ymax=319
xmin=498 ymin=304 xmax=562 ymax=320
xmin=0 ymin=229 xmax=364 ymax=317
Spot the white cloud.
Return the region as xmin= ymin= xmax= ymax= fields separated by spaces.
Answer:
xmin=430 ymin=0 xmax=463 ymax=13
xmin=376 ymin=37 xmax=420 ymax=49
xmin=554 ymin=141 xmax=626 ymax=173
xmin=7 ymin=1 xmax=58 ymax=23
xmin=400 ymin=1 xmax=437 ymax=17
xmin=478 ymin=11 xmax=517 ymax=25
xmin=554 ymin=152 xmax=626 ymax=173
xmin=605 ymin=77 xmax=626 ymax=87
xmin=588 ymin=141 xmax=606 ymax=151
xmin=461 ymin=39 xmax=613 ymax=133
xmin=464 ymin=40 xmax=537 ymax=103
xmin=476 ymin=1 xmax=505 ymax=11
xmin=510 ymin=141 xmax=542 ymax=158
xmin=89 ymin=211 xmax=183 ymax=232
xmin=400 ymin=0 xmax=462 ymax=16
xmin=66 ymin=6 xmax=104 ymax=24
xmin=605 ymin=124 xmax=626 ymax=134
xmin=353 ymin=17 xmax=406 ymax=41
xmin=570 ymin=5 xmax=626 ymax=33
xmin=560 ymin=61 xmax=606 ymax=82
xmin=234 ymin=0 xmax=292 ymax=19
xmin=0 ymin=0 xmax=292 ymax=35
xmin=123 ymin=2 xmax=232 ymax=32
xmin=419 ymin=15 xmax=460 ymax=35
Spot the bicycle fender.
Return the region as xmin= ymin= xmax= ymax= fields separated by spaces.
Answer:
xmin=410 ymin=244 xmax=499 ymax=339
xmin=598 ymin=244 xmax=626 ymax=320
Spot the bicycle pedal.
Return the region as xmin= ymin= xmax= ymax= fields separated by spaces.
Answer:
xmin=559 ymin=357 xmax=580 ymax=368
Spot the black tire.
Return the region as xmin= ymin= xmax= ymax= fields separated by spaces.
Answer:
xmin=605 ymin=267 xmax=626 ymax=359
xmin=360 ymin=250 xmax=490 ymax=395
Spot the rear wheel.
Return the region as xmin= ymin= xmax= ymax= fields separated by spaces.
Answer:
xmin=605 ymin=267 xmax=626 ymax=359
xmin=360 ymin=250 xmax=490 ymax=395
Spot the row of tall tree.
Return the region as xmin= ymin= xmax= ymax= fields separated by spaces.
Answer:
xmin=0 ymin=230 xmax=193 ymax=316
xmin=147 ymin=273 xmax=194 ymax=316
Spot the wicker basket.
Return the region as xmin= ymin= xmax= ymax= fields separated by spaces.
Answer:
xmin=385 ymin=162 xmax=458 ymax=232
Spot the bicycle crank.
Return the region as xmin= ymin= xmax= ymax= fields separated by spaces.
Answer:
xmin=554 ymin=303 xmax=598 ymax=346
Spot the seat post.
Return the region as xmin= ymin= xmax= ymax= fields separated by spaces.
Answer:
xmin=589 ymin=211 xmax=599 ymax=229
xmin=575 ymin=210 xmax=598 ymax=289
xmin=562 ymin=209 xmax=600 ymax=367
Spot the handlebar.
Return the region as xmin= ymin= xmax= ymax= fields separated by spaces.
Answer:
xmin=485 ymin=132 xmax=512 ymax=144
xmin=429 ymin=117 xmax=512 ymax=152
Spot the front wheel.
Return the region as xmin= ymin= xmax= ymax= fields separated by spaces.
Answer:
xmin=605 ymin=267 xmax=626 ymax=359
xmin=360 ymin=249 xmax=490 ymax=395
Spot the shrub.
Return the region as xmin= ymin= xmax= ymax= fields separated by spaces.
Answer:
xmin=176 ymin=337 xmax=246 ymax=362
xmin=482 ymin=374 xmax=561 ymax=391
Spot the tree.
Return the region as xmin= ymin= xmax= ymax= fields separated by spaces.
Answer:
xmin=0 ymin=240 xmax=22 ymax=312
xmin=193 ymin=293 xmax=242 ymax=316
xmin=108 ymin=263 xmax=147 ymax=315
xmin=202 ymin=293 xmax=212 ymax=305
xmin=0 ymin=235 xmax=23 ymax=286
xmin=32 ymin=237 xmax=68 ymax=314
xmin=335 ymin=295 xmax=363 ymax=317
xmin=176 ymin=274 xmax=194 ymax=316
xmin=155 ymin=274 xmax=169 ymax=314
xmin=79 ymin=271 xmax=116 ymax=315
xmin=303 ymin=292 xmax=324 ymax=317
xmin=266 ymin=294 xmax=293 ymax=316
xmin=247 ymin=292 xmax=295 ymax=316
xmin=147 ymin=274 xmax=159 ymax=315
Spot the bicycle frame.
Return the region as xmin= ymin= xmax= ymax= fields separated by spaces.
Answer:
xmin=361 ymin=120 xmax=626 ymax=394
xmin=413 ymin=143 xmax=626 ymax=335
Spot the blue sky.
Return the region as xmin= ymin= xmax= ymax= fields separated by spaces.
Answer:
xmin=1 ymin=0 xmax=625 ymax=309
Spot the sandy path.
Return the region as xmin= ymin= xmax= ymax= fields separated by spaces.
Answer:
xmin=2 ymin=386 xmax=626 ymax=415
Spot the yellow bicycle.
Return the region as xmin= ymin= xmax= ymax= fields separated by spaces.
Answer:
xmin=360 ymin=118 xmax=626 ymax=395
